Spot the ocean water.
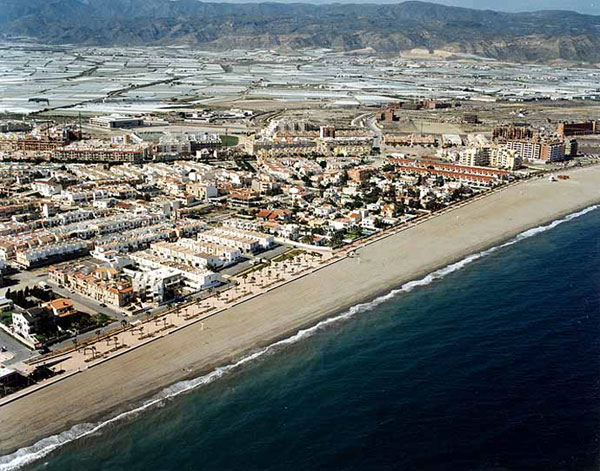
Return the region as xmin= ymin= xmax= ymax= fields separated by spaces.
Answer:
xmin=6 ymin=205 xmax=600 ymax=470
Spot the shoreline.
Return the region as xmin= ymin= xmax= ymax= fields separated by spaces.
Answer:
xmin=1 ymin=165 xmax=600 ymax=459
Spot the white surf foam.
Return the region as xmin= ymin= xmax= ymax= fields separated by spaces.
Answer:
xmin=1 ymin=204 xmax=597 ymax=470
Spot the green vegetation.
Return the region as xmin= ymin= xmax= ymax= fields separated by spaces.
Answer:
xmin=0 ymin=311 xmax=12 ymax=326
xmin=58 ymin=311 xmax=111 ymax=333
xmin=220 ymin=135 xmax=239 ymax=147
xmin=236 ymin=262 xmax=269 ymax=277
xmin=235 ymin=158 xmax=254 ymax=172
xmin=328 ymin=232 xmax=345 ymax=248
xmin=272 ymin=249 xmax=304 ymax=264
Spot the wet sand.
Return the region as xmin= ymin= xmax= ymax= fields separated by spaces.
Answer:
xmin=1 ymin=167 xmax=600 ymax=456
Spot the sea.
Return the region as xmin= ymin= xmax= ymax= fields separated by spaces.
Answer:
xmin=3 ymin=205 xmax=600 ymax=471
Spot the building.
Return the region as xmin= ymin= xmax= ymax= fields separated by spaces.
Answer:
xmin=505 ymin=138 xmax=564 ymax=163
xmin=48 ymin=265 xmax=134 ymax=308
xmin=490 ymin=148 xmax=522 ymax=170
xmin=459 ymin=148 xmax=491 ymax=167
xmin=557 ymin=121 xmax=599 ymax=137
xmin=387 ymin=157 xmax=509 ymax=187
xmin=384 ymin=134 xmax=437 ymax=147
xmin=186 ymin=181 xmax=218 ymax=201
xmin=348 ymin=167 xmax=374 ymax=183
xmin=53 ymin=139 xmax=150 ymax=163
xmin=228 ymin=189 xmax=262 ymax=209
xmin=492 ymin=125 xmax=534 ymax=141
xmin=149 ymin=241 xmax=225 ymax=270
xmin=129 ymin=251 xmax=221 ymax=299
xmin=564 ymin=138 xmax=578 ymax=157
xmin=0 ymin=367 xmax=28 ymax=396
xmin=320 ymin=126 xmax=336 ymax=138
xmin=15 ymin=241 xmax=90 ymax=269
xmin=12 ymin=307 xmax=53 ymax=346
xmin=0 ymin=297 xmax=13 ymax=313
xmin=89 ymin=116 xmax=144 ymax=129
xmin=197 ymin=227 xmax=274 ymax=254
xmin=460 ymin=147 xmax=522 ymax=170
xmin=31 ymin=180 xmax=63 ymax=197
xmin=246 ymin=139 xmax=318 ymax=157
xmin=43 ymin=298 xmax=75 ymax=318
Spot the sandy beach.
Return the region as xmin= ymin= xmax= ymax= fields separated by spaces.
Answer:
xmin=1 ymin=166 xmax=600 ymax=456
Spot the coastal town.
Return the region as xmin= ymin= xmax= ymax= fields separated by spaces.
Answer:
xmin=0 ymin=104 xmax=598 ymax=399
xmin=0 ymin=37 xmax=599 ymax=408
xmin=2 ymin=1 xmax=600 ymax=467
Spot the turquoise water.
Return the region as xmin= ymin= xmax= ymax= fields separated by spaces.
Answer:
xmin=8 ymin=206 xmax=600 ymax=470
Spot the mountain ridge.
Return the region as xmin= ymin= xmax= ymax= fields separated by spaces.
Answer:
xmin=1 ymin=0 xmax=600 ymax=64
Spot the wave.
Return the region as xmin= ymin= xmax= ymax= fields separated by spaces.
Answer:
xmin=1 ymin=203 xmax=597 ymax=471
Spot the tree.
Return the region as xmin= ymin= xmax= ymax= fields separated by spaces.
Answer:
xmin=340 ymin=170 xmax=349 ymax=185
xmin=329 ymin=231 xmax=345 ymax=248
xmin=374 ymin=218 xmax=388 ymax=229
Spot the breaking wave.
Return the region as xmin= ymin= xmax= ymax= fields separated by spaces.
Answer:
xmin=1 ymin=204 xmax=597 ymax=471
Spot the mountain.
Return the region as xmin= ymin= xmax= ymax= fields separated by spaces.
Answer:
xmin=1 ymin=0 xmax=600 ymax=63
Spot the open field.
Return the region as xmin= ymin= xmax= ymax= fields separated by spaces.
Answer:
xmin=3 ymin=42 xmax=600 ymax=116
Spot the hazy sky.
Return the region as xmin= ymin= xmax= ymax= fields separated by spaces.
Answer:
xmin=427 ymin=0 xmax=598 ymax=14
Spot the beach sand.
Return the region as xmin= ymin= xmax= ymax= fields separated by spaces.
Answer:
xmin=1 ymin=167 xmax=600 ymax=456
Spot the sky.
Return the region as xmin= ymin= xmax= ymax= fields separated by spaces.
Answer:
xmin=427 ymin=0 xmax=598 ymax=14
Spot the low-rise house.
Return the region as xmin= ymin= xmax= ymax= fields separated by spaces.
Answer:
xmin=0 ymin=297 xmax=13 ymax=313
xmin=31 ymin=180 xmax=63 ymax=197
xmin=12 ymin=307 xmax=54 ymax=346
xmin=329 ymin=217 xmax=355 ymax=231
xmin=48 ymin=265 xmax=134 ymax=308
xmin=43 ymin=298 xmax=75 ymax=318
xmin=197 ymin=226 xmax=274 ymax=254
xmin=15 ymin=240 xmax=90 ymax=269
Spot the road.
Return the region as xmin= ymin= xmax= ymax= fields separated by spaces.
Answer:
xmin=366 ymin=115 xmax=383 ymax=150
xmin=0 ymin=329 xmax=33 ymax=365
xmin=351 ymin=112 xmax=382 ymax=150
xmin=0 ymin=244 xmax=291 ymax=363
xmin=48 ymin=283 xmax=128 ymax=321
xmin=0 ymin=268 xmax=48 ymax=298
xmin=220 ymin=244 xmax=291 ymax=277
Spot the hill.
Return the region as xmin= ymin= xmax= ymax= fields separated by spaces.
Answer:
xmin=1 ymin=0 xmax=600 ymax=63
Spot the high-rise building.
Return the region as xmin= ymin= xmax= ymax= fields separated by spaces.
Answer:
xmin=557 ymin=121 xmax=599 ymax=137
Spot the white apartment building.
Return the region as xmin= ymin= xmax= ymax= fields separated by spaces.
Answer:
xmin=150 ymin=241 xmax=223 ymax=269
xmin=93 ymin=224 xmax=173 ymax=254
xmin=129 ymin=251 xmax=221 ymax=296
xmin=459 ymin=147 xmax=491 ymax=167
xmin=197 ymin=227 xmax=274 ymax=254
xmin=459 ymin=146 xmax=522 ymax=170
xmin=15 ymin=240 xmax=89 ymax=268
xmin=490 ymin=148 xmax=522 ymax=170
xmin=177 ymin=238 xmax=241 ymax=264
